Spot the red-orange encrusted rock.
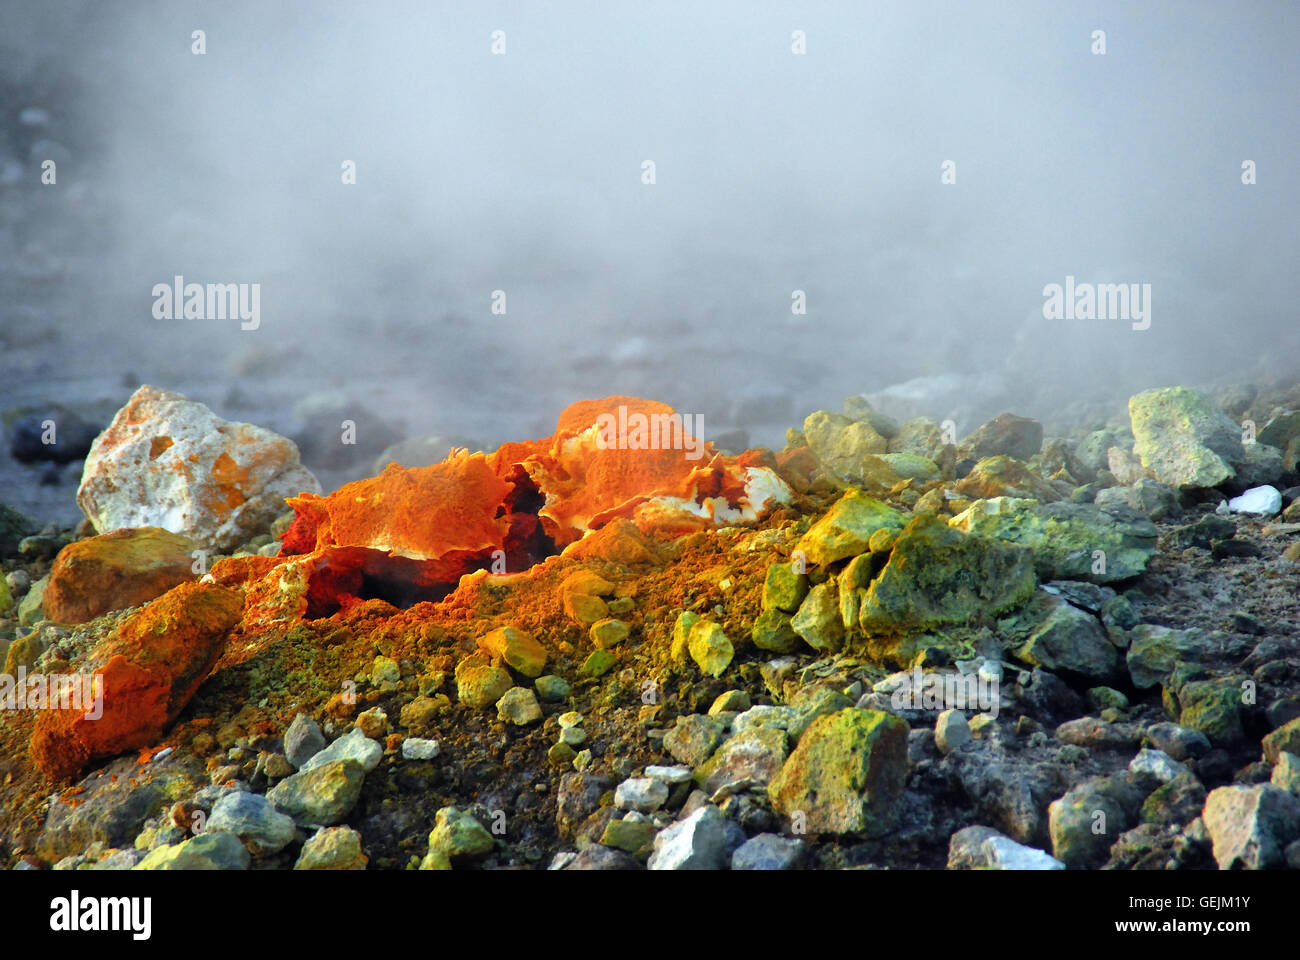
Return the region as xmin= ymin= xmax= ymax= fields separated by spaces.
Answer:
xmin=266 ymin=396 xmax=790 ymax=614
xmin=29 ymin=581 xmax=243 ymax=781
xmin=42 ymin=527 xmax=198 ymax=625
xmin=283 ymin=453 xmax=513 ymax=561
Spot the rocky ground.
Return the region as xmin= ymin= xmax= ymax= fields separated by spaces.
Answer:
xmin=1 ymin=379 xmax=1300 ymax=872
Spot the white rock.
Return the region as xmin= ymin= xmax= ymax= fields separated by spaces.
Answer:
xmin=1129 ymin=748 xmax=1188 ymax=783
xmin=647 ymin=805 xmax=727 ymax=870
xmin=300 ymin=728 xmax=382 ymax=774
xmin=1227 ymin=485 xmax=1282 ymax=516
xmin=614 ymin=777 xmax=669 ymax=813
xmin=77 ymin=385 xmax=320 ymax=552
xmin=401 ymin=737 xmax=440 ymax=761
xmin=947 ymin=825 xmax=1064 ymax=870
xmin=644 ymin=764 xmax=693 ymax=784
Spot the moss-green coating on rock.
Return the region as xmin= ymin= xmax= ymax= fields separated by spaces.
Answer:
xmin=877 ymin=453 xmax=940 ymax=481
xmin=794 ymin=489 xmax=905 ymax=568
xmin=1263 ymin=717 xmax=1300 ymax=764
xmin=454 ymin=654 xmax=514 ymax=707
xmin=791 ymin=581 xmax=845 ymax=653
xmin=751 ymin=608 xmax=800 ymax=653
xmin=762 ymin=562 xmax=808 ymax=613
xmin=1126 ymin=625 xmax=1210 ymax=689
xmin=600 ymin=817 xmax=657 ymax=854
xmin=858 ymin=514 xmax=1035 ymax=634
xmin=579 ymin=649 xmax=618 ymax=678
xmin=950 ymin=497 xmax=1157 ymax=584
xmin=429 ymin=806 xmax=495 ymax=861
xmin=1173 ymin=679 xmax=1245 ymax=746
xmin=767 ymin=708 xmax=908 ymax=836
xmin=1129 ymin=386 xmax=1244 ymax=488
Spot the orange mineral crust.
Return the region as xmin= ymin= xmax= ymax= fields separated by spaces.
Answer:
xmin=283 ymin=451 xmax=514 ymax=560
xmin=29 ymin=581 xmax=244 ymax=781
xmin=274 ymin=397 xmax=791 ymax=602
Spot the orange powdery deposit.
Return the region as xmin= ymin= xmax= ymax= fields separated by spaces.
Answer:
xmin=29 ymin=581 xmax=243 ymax=781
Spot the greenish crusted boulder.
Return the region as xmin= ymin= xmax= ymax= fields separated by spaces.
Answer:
xmin=294 ymin=826 xmax=368 ymax=870
xmin=767 ymin=708 xmax=908 ymax=836
xmin=579 ymin=649 xmax=617 ymax=678
xmin=2 ymin=631 xmax=45 ymax=674
xmin=837 ymin=554 xmax=876 ymax=635
xmin=802 ymin=410 xmax=889 ymax=483
xmin=133 ymin=831 xmax=251 ymax=870
xmin=762 ymin=562 xmax=808 ymax=612
xmin=0 ymin=503 xmax=35 ymax=558
xmin=663 ymin=714 xmax=727 ymax=767
xmin=1140 ymin=772 xmax=1206 ymax=826
xmin=1047 ymin=775 xmax=1143 ymax=868
xmin=1126 ymin=625 xmax=1210 ymax=689
xmin=266 ymin=758 xmax=366 ymax=826
xmin=0 ymin=577 xmax=12 ymax=618
xmin=787 ymin=685 xmax=855 ymax=741
xmin=1128 ymin=386 xmax=1244 ymax=488
xmin=589 ymin=618 xmax=630 ymax=649
xmin=1016 ymin=593 xmax=1119 ymax=682
xmin=751 ymin=608 xmax=800 ymax=653
xmin=790 ymin=581 xmax=845 ymax=653
xmin=794 ymin=489 xmax=905 ymax=567
xmin=858 ymin=514 xmax=1035 ymax=634
xmin=1173 ymin=678 xmax=1245 ymax=745
xmin=429 ymin=806 xmax=495 ymax=861
xmin=1263 ymin=717 xmax=1300 ymax=764
xmin=1258 ymin=410 xmax=1300 ymax=452
xmin=534 ymin=675 xmax=571 ymax=702
xmin=1078 ymin=426 xmax=1135 ymax=474
xmin=454 ymin=653 xmax=514 ymax=708
xmin=950 ymin=497 xmax=1156 ymax=583
xmin=877 ymin=453 xmax=940 ymax=481
xmin=600 ymin=817 xmax=657 ymax=854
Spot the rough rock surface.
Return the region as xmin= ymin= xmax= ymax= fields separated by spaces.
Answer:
xmin=42 ymin=527 xmax=197 ymax=625
xmin=77 ymin=385 xmax=321 ymax=552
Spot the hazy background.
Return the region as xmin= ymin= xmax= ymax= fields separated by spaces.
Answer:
xmin=2 ymin=0 xmax=1298 ymax=521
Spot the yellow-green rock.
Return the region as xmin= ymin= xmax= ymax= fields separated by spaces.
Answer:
xmin=688 ymin=621 xmax=734 ymax=678
xmin=794 ymin=489 xmax=905 ymax=567
xmin=478 ymin=625 xmax=547 ymax=678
